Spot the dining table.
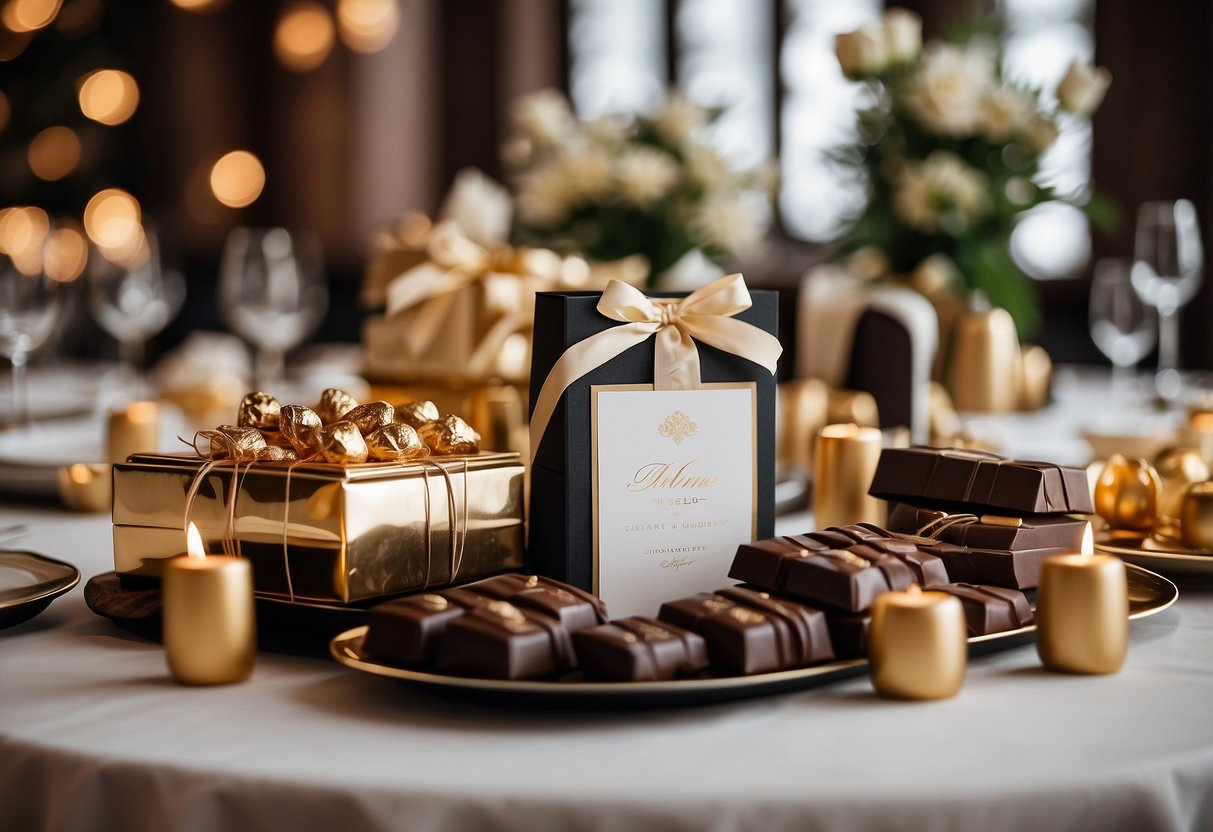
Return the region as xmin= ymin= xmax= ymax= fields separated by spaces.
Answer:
xmin=1 ymin=365 xmax=1212 ymax=832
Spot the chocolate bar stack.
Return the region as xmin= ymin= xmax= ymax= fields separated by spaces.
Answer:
xmin=869 ymin=447 xmax=1094 ymax=590
xmin=724 ymin=524 xmax=1032 ymax=658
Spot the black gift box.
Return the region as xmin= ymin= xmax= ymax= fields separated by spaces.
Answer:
xmin=528 ymin=289 xmax=779 ymax=592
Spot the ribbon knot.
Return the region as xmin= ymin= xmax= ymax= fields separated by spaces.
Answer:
xmin=530 ymin=273 xmax=782 ymax=463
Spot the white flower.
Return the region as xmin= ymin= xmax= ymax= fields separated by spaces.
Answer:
xmin=910 ymin=253 xmax=960 ymax=294
xmin=558 ymin=144 xmax=615 ymax=203
xmin=882 ymin=8 xmax=922 ymax=65
xmin=511 ymin=88 xmax=575 ymax=145
xmin=1021 ymin=114 xmax=1060 ymax=154
xmin=585 ymin=114 xmax=629 ymax=146
xmin=1057 ymin=61 xmax=1111 ymax=116
xmin=615 ymin=146 xmax=679 ymax=206
xmin=893 ymin=151 xmax=991 ymax=234
xmin=652 ymin=92 xmax=709 ymax=145
xmin=684 ymin=143 xmax=728 ymax=188
xmin=515 ymin=162 xmax=574 ymax=227
xmin=903 ymin=41 xmax=995 ymax=137
xmin=688 ymin=188 xmax=767 ymax=254
xmin=835 ymin=23 xmax=887 ymax=79
xmin=847 ymin=246 xmax=891 ymax=282
xmin=980 ymin=85 xmax=1036 ymax=142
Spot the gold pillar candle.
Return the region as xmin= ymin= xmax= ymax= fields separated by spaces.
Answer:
xmin=107 ymin=401 xmax=159 ymax=464
xmin=1016 ymin=344 xmax=1052 ymax=411
xmin=1179 ymin=481 xmax=1213 ymax=550
xmin=57 ymin=463 xmax=112 ymax=513
xmin=1036 ymin=529 xmax=1128 ymax=675
xmin=945 ymin=305 xmax=1020 ymax=413
xmin=777 ymin=378 xmax=829 ymax=472
xmin=869 ymin=584 xmax=967 ymax=700
xmin=163 ymin=523 xmax=256 ymax=685
xmin=813 ymin=423 xmax=885 ymax=529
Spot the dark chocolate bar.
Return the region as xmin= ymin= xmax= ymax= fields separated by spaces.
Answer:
xmin=658 ymin=587 xmax=834 ymax=675
xmin=782 ymin=548 xmax=913 ymax=612
xmin=826 ymin=612 xmax=870 ymax=659
xmin=572 ymin=617 xmax=709 ymax=682
xmin=887 ymin=503 xmax=1088 ymax=551
xmin=843 ymin=541 xmax=949 ymax=588
xmin=469 ymin=572 xmax=608 ymax=632
xmin=868 ymin=447 xmax=1094 ymax=515
xmin=363 ymin=588 xmax=490 ymax=665
xmin=917 ymin=541 xmax=1065 ymax=590
xmin=728 ymin=535 xmax=827 ymax=590
xmin=434 ymin=600 xmax=577 ymax=680
xmin=929 ymin=583 xmax=1034 ymax=636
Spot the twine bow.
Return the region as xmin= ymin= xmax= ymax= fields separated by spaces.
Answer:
xmin=529 ymin=273 xmax=783 ymax=463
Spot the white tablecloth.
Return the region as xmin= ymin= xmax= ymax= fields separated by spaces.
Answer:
xmin=2 ymin=502 xmax=1211 ymax=832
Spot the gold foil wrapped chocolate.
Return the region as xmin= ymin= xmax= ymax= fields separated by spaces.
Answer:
xmin=1094 ymin=454 xmax=1160 ymax=532
xmin=1155 ymin=447 xmax=1209 ymax=522
xmin=316 ymin=388 xmax=359 ymax=424
xmin=365 ymin=423 xmax=428 ymax=461
xmin=395 ymin=400 xmax=441 ymax=428
xmin=237 ymin=391 xmax=282 ymax=429
xmin=344 ymin=401 xmax=395 ymax=434
xmin=280 ymin=405 xmax=323 ymax=455
xmin=418 ymin=414 xmax=481 ymax=455
xmin=314 ymin=420 xmax=369 ymax=464
xmin=261 ymin=445 xmax=299 ymax=462
xmin=206 ymin=426 xmax=268 ymax=461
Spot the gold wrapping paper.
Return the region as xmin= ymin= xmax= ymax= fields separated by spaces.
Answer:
xmin=112 ymin=451 xmax=526 ymax=603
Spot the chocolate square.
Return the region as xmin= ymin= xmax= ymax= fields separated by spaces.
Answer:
xmin=782 ymin=549 xmax=912 ymax=612
xmin=572 ymin=617 xmax=709 ymax=682
xmin=467 ymin=573 xmax=608 ymax=632
xmin=930 ymin=583 xmax=1034 ymax=636
xmin=434 ymin=601 xmax=577 ymax=680
xmin=728 ymin=535 xmax=826 ymax=590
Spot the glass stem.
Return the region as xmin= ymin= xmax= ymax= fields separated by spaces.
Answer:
xmin=10 ymin=350 xmax=28 ymax=427
xmin=1157 ymin=309 xmax=1180 ymax=373
xmin=255 ymin=347 xmax=284 ymax=389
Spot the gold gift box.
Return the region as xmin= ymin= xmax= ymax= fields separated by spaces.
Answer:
xmin=112 ymin=451 xmax=525 ymax=604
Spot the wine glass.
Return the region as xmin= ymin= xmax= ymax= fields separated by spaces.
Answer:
xmin=218 ymin=227 xmax=328 ymax=388
xmin=0 ymin=248 xmax=61 ymax=425
xmin=1131 ymin=199 xmax=1203 ymax=401
xmin=88 ymin=228 xmax=186 ymax=391
xmin=1089 ymin=258 xmax=1156 ymax=397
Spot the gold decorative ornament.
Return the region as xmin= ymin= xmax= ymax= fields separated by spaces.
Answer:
xmin=1154 ymin=447 xmax=1210 ymax=523
xmin=344 ymin=400 xmax=395 ymax=434
xmin=316 ymin=388 xmax=359 ymax=423
xmin=658 ymin=411 xmax=698 ymax=445
xmin=314 ymin=420 xmax=369 ymax=464
xmin=1179 ymin=481 xmax=1213 ymax=550
xmin=279 ymin=404 xmax=323 ymax=455
xmin=1094 ymin=454 xmax=1160 ymax=531
xmin=236 ymin=391 xmax=281 ymax=430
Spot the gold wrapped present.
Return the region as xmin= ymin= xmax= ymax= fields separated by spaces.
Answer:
xmin=112 ymin=451 xmax=525 ymax=604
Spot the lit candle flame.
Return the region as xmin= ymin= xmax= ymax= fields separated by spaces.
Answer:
xmin=907 ymin=583 xmax=922 ymax=597
xmin=1081 ymin=522 xmax=1094 ymax=557
xmin=186 ymin=522 xmax=206 ymax=560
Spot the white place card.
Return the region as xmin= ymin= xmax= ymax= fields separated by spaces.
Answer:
xmin=592 ymin=383 xmax=757 ymax=618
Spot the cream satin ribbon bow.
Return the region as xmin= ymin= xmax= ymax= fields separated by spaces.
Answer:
xmin=385 ymin=221 xmax=580 ymax=361
xmin=529 ymin=273 xmax=783 ymax=463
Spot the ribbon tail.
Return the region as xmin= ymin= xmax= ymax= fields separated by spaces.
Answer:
xmin=528 ymin=322 xmax=658 ymax=466
xmin=680 ymin=314 xmax=783 ymax=377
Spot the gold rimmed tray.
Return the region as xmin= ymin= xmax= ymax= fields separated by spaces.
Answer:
xmin=1096 ymin=530 xmax=1213 ymax=578
xmin=329 ymin=563 xmax=1178 ymax=708
xmin=0 ymin=550 xmax=81 ymax=629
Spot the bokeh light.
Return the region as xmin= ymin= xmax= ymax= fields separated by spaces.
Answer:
xmin=210 ymin=150 xmax=266 ymax=208
xmin=168 ymin=0 xmax=228 ymax=11
xmin=27 ymin=125 xmax=82 ymax=181
xmin=83 ymin=188 xmax=143 ymax=265
xmin=274 ymin=2 xmax=335 ymax=72
xmin=43 ymin=220 xmax=88 ymax=282
xmin=78 ymin=69 xmax=140 ymax=126
xmin=0 ymin=206 xmax=51 ymax=276
xmin=336 ymin=0 xmax=399 ymax=54
xmin=1 ymin=0 xmax=62 ymax=33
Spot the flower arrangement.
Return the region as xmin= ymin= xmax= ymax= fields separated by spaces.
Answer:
xmin=833 ymin=9 xmax=1112 ymax=337
xmin=503 ymin=89 xmax=774 ymax=287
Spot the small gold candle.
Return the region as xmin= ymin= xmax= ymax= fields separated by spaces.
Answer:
xmin=1179 ymin=481 xmax=1213 ymax=550
xmin=813 ymin=423 xmax=885 ymax=528
xmin=163 ymin=523 xmax=256 ymax=685
xmin=1036 ymin=525 xmax=1128 ymax=675
xmin=107 ymin=401 xmax=159 ymax=464
xmin=869 ymin=584 xmax=967 ymax=700
xmin=56 ymin=463 xmax=112 ymax=512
